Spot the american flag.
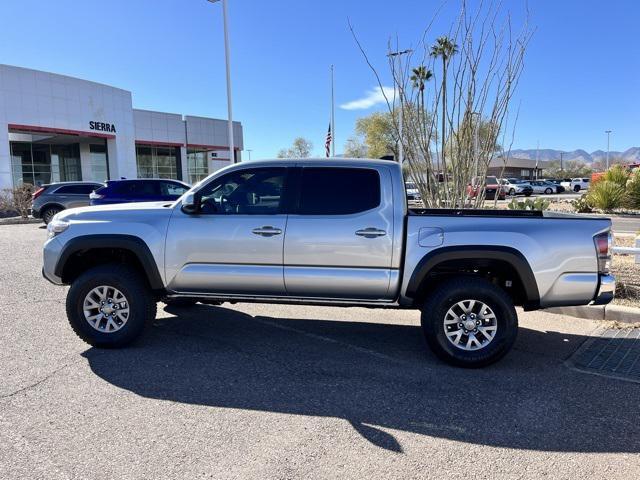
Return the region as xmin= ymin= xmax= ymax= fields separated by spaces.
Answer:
xmin=325 ymin=123 xmax=332 ymax=157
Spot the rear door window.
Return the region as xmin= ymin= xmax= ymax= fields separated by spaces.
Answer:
xmin=55 ymin=185 xmax=94 ymax=194
xmin=298 ymin=167 xmax=380 ymax=215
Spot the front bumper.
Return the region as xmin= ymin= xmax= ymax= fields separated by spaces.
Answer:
xmin=42 ymin=237 xmax=64 ymax=285
xmin=592 ymin=274 xmax=616 ymax=305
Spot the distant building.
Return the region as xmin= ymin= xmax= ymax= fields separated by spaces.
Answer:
xmin=0 ymin=64 xmax=243 ymax=190
xmin=487 ymin=156 xmax=547 ymax=179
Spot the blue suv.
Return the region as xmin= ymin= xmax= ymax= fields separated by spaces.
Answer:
xmin=90 ymin=179 xmax=190 ymax=206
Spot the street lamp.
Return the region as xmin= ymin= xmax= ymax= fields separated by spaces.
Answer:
xmin=246 ymin=149 xmax=252 ymax=161
xmin=605 ymin=130 xmax=612 ymax=170
xmin=387 ymin=49 xmax=413 ymax=164
xmin=207 ymin=0 xmax=235 ymax=163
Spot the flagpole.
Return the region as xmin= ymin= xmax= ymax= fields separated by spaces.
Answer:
xmin=330 ymin=64 xmax=335 ymax=157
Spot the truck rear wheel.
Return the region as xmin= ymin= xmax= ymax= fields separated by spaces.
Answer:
xmin=65 ymin=264 xmax=157 ymax=348
xmin=420 ymin=277 xmax=518 ymax=367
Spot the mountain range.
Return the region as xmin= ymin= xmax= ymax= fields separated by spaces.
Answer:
xmin=508 ymin=147 xmax=640 ymax=164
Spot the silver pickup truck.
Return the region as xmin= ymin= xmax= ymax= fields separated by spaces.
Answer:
xmin=42 ymin=159 xmax=615 ymax=367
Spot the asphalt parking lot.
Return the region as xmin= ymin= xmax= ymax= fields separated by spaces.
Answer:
xmin=1 ymin=224 xmax=639 ymax=479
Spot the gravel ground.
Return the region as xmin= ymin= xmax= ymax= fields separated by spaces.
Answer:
xmin=612 ymin=235 xmax=640 ymax=307
xmin=1 ymin=224 xmax=639 ymax=479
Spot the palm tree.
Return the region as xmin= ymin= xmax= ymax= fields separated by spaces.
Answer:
xmin=430 ymin=37 xmax=458 ymax=170
xmin=410 ymin=65 xmax=433 ymax=92
xmin=410 ymin=66 xmax=433 ymax=146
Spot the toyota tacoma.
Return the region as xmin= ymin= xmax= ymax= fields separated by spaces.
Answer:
xmin=42 ymin=159 xmax=615 ymax=367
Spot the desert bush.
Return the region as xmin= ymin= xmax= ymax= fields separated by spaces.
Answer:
xmin=0 ymin=183 xmax=35 ymax=218
xmin=571 ymin=195 xmax=593 ymax=213
xmin=586 ymin=180 xmax=626 ymax=212
xmin=507 ymin=198 xmax=549 ymax=211
xmin=625 ymin=171 xmax=640 ymax=209
xmin=603 ymin=164 xmax=630 ymax=188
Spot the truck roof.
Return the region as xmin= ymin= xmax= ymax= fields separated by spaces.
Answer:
xmin=238 ymin=158 xmax=399 ymax=168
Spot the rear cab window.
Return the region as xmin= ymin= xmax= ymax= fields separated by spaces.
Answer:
xmin=298 ymin=167 xmax=381 ymax=215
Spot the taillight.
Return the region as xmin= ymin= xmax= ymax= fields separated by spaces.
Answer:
xmin=32 ymin=187 xmax=45 ymax=200
xmin=594 ymin=232 xmax=612 ymax=273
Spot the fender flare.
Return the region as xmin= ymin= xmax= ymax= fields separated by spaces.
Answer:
xmin=406 ymin=245 xmax=540 ymax=306
xmin=54 ymin=234 xmax=164 ymax=290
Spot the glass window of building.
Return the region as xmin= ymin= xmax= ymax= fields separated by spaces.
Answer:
xmin=85 ymin=143 xmax=109 ymax=182
xmin=10 ymin=141 xmax=82 ymax=186
xmin=186 ymin=148 xmax=210 ymax=184
xmin=51 ymin=144 xmax=81 ymax=183
xmin=136 ymin=145 xmax=181 ymax=180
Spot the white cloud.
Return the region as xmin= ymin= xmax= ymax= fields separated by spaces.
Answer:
xmin=340 ymin=86 xmax=396 ymax=110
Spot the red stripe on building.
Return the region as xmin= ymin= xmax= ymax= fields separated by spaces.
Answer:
xmin=8 ymin=124 xmax=116 ymax=139
xmin=135 ymin=140 xmax=184 ymax=147
xmin=187 ymin=143 xmax=240 ymax=151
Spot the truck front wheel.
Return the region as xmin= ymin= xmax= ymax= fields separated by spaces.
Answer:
xmin=65 ymin=264 xmax=157 ymax=348
xmin=420 ymin=277 xmax=518 ymax=367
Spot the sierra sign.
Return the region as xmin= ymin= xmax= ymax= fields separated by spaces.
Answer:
xmin=89 ymin=121 xmax=116 ymax=133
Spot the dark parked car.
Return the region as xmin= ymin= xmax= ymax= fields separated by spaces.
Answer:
xmin=31 ymin=181 xmax=104 ymax=224
xmin=89 ymin=179 xmax=190 ymax=206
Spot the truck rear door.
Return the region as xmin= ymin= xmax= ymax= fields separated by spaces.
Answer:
xmin=283 ymin=165 xmax=396 ymax=300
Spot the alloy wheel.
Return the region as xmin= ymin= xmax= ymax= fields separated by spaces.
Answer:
xmin=83 ymin=285 xmax=130 ymax=333
xmin=443 ymin=299 xmax=498 ymax=351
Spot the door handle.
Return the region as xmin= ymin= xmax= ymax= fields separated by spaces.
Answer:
xmin=355 ymin=227 xmax=387 ymax=238
xmin=252 ymin=226 xmax=283 ymax=237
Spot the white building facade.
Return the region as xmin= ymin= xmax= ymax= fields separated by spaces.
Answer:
xmin=0 ymin=64 xmax=243 ymax=189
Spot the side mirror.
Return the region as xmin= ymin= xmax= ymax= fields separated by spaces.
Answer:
xmin=181 ymin=192 xmax=200 ymax=214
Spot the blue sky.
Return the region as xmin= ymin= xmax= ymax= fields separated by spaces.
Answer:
xmin=0 ymin=0 xmax=638 ymax=158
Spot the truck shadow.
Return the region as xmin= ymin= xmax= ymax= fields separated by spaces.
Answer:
xmin=82 ymin=304 xmax=639 ymax=454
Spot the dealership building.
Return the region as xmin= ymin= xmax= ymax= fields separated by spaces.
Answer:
xmin=0 ymin=64 xmax=243 ymax=190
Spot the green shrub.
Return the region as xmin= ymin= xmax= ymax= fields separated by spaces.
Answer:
xmin=571 ymin=195 xmax=593 ymax=213
xmin=586 ymin=180 xmax=626 ymax=212
xmin=603 ymin=164 xmax=630 ymax=188
xmin=507 ymin=198 xmax=550 ymax=211
xmin=625 ymin=172 xmax=640 ymax=209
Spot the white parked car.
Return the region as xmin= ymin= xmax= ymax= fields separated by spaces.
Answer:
xmin=560 ymin=178 xmax=572 ymax=190
xmin=500 ymin=179 xmax=533 ymax=196
xmin=405 ymin=181 xmax=420 ymax=199
xmin=569 ymin=178 xmax=591 ymax=192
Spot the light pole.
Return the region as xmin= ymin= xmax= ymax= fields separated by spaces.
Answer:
xmin=207 ymin=0 xmax=235 ymax=163
xmin=387 ymin=49 xmax=413 ymax=164
xmin=605 ymin=130 xmax=612 ymax=170
xmin=246 ymin=149 xmax=252 ymax=161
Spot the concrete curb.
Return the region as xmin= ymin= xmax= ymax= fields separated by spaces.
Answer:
xmin=0 ymin=217 xmax=42 ymax=226
xmin=545 ymin=304 xmax=640 ymax=324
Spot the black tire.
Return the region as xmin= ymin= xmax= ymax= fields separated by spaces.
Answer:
xmin=42 ymin=206 xmax=62 ymax=224
xmin=574 ymin=185 xmax=580 ymax=192
xmin=524 ymin=191 xmax=532 ymax=197
xmin=544 ymin=188 xmax=553 ymax=194
xmin=163 ymin=298 xmax=198 ymax=307
xmin=65 ymin=264 xmax=157 ymax=348
xmin=509 ymin=188 xmax=516 ymax=196
xmin=420 ymin=277 xmax=518 ymax=368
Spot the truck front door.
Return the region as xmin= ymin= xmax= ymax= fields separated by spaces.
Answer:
xmin=165 ymin=167 xmax=289 ymax=296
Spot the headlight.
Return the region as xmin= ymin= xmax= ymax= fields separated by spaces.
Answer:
xmin=47 ymin=218 xmax=69 ymax=238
